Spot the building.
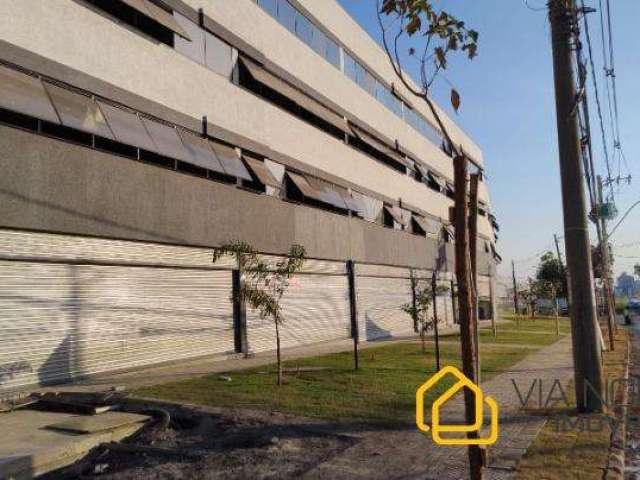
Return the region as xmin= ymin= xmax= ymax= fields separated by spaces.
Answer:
xmin=0 ymin=0 xmax=500 ymax=396
xmin=616 ymin=272 xmax=639 ymax=298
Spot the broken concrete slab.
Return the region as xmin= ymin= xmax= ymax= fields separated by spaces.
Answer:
xmin=0 ymin=410 xmax=146 ymax=479
xmin=46 ymin=412 xmax=149 ymax=434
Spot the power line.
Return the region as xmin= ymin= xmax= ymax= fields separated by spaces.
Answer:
xmin=579 ymin=0 xmax=614 ymax=197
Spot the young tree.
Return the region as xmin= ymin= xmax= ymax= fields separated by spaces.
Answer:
xmin=213 ymin=242 xmax=306 ymax=386
xmin=403 ymin=276 xmax=450 ymax=364
xmin=403 ymin=279 xmax=434 ymax=355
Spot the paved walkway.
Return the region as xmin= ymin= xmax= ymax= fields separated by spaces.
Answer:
xmin=302 ymin=335 xmax=574 ymax=480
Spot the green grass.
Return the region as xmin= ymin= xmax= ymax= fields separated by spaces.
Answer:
xmin=443 ymin=316 xmax=572 ymax=347
xmin=136 ymin=321 xmax=568 ymax=424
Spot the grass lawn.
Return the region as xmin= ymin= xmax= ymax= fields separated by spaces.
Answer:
xmin=136 ymin=317 xmax=568 ymax=424
xmin=516 ymin=326 xmax=630 ymax=480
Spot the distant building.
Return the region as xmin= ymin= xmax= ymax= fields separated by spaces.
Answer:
xmin=616 ymin=273 xmax=639 ymax=298
xmin=0 ymin=0 xmax=499 ymax=396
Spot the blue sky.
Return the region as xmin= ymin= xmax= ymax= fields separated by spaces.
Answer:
xmin=337 ymin=0 xmax=639 ymax=283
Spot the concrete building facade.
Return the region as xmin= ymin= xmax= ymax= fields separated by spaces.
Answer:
xmin=0 ymin=0 xmax=500 ymax=396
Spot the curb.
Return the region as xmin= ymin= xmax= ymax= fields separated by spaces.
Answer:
xmin=604 ymin=334 xmax=631 ymax=480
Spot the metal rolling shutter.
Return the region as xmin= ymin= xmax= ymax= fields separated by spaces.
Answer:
xmin=246 ymin=259 xmax=350 ymax=353
xmin=0 ymin=230 xmax=235 ymax=396
xmin=356 ymin=265 xmax=414 ymax=341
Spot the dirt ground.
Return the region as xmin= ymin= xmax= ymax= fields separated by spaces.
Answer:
xmin=43 ymin=404 xmax=362 ymax=480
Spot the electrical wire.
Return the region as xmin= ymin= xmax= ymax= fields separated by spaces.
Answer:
xmin=580 ymin=0 xmax=615 ymax=198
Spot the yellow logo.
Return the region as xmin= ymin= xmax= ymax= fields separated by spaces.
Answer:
xmin=416 ymin=366 xmax=499 ymax=445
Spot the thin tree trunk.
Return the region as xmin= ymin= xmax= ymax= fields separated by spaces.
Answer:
xmin=275 ymin=320 xmax=282 ymax=386
xmin=421 ymin=328 xmax=426 ymax=354
xmin=453 ymin=155 xmax=484 ymax=479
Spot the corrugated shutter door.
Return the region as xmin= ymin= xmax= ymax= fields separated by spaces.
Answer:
xmin=0 ymin=260 xmax=234 ymax=394
xmin=247 ymin=274 xmax=351 ymax=353
xmin=357 ymin=276 xmax=414 ymax=341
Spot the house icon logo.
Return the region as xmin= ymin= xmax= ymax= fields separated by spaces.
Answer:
xmin=416 ymin=365 xmax=499 ymax=445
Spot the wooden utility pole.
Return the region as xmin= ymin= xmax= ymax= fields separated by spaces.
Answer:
xmin=453 ymin=155 xmax=484 ymax=479
xmin=469 ymin=173 xmax=480 ymax=382
xmin=432 ymin=271 xmax=441 ymax=371
xmin=548 ymin=0 xmax=603 ymax=412
xmin=597 ymin=175 xmax=617 ymax=343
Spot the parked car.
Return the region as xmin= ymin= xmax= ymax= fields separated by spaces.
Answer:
xmin=624 ymin=299 xmax=640 ymax=324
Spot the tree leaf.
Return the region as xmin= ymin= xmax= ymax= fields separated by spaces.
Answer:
xmin=434 ymin=47 xmax=446 ymax=69
xmin=451 ymin=88 xmax=461 ymax=113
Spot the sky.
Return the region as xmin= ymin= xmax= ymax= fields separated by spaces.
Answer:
xmin=336 ymin=0 xmax=640 ymax=285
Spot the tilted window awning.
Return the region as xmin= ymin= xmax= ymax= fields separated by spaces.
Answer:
xmin=384 ymin=205 xmax=407 ymax=226
xmin=177 ymin=130 xmax=226 ymax=174
xmin=413 ymin=215 xmax=440 ymax=236
xmin=306 ymin=176 xmax=349 ymax=210
xmin=243 ymin=155 xmax=281 ymax=188
xmin=349 ymin=124 xmax=407 ymax=167
xmin=427 ymin=170 xmax=446 ymax=190
xmin=43 ymin=82 xmax=114 ymax=139
xmin=286 ymin=171 xmax=323 ymax=200
xmin=141 ymin=116 xmax=192 ymax=162
xmin=0 ymin=64 xmax=60 ymax=124
xmin=210 ymin=141 xmax=252 ymax=180
xmin=239 ymin=56 xmax=347 ymax=133
xmin=97 ymin=101 xmax=157 ymax=151
xmin=119 ymin=0 xmax=191 ymax=40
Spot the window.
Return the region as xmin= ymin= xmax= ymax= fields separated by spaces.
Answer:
xmin=205 ymin=32 xmax=234 ymax=79
xmin=0 ymin=65 xmax=60 ymax=124
xmin=244 ymin=155 xmax=280 ymax=189
xmin=295 ymin=12 xmax=314 ymax=46
xmin=306 ymin=177 xmax=349 ymax=211
xmin=258 ymin=0 xmax=278 ymax=19
xmin=310 ymin=24 xmax=327 ymax=57
xmin=174 ymin=12 xmax=205 ymax=65
xmin=211 ymin=141 xmax=252 ymax=180
xmin=84 ymin=0 xmax=184 ymax=47
xmin=141 ymin=117 xmax=191 ymax=162
xmin=352 ymin=191 xmax=383 ymax=223
xmin=277 ymin=0 xmax=296 ymax=33
xmin=344 ymin=53 xmax=358 ymax=83
xmin=97 ymin=101 xmax=156 ymax=151
xmin=178 ymin=130 xmax=226 ymax=174
xmin=383 ymin=205 xmax=403 ymax=229
xmin=238 ymin=57 xmax=345 ymax=140
xmin=325 ymin=37 xmax=340 ymax=68
xmin=44 ymin=82 xmax=114 ymax=139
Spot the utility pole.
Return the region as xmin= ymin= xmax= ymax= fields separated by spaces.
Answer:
xmin=453 ymin=155 xmax=484 ymax=479
xmin=548 ymin=0 xmax=603 ymax=412
xmin=597 ymin=175 xmax=617 ymax=345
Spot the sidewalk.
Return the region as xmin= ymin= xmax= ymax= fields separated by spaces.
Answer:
xmin=302 ymin=335 xmax=574 ymax=480
xmin=35 ymin=325 xmax=466 ymax=394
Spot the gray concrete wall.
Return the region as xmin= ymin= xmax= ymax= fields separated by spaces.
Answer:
xmin=0 ymin=125 xmax=441 ymax=269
